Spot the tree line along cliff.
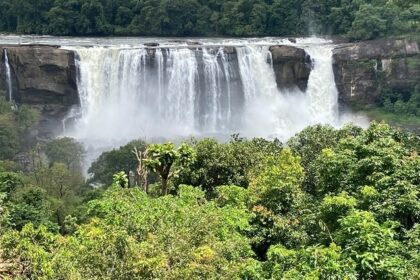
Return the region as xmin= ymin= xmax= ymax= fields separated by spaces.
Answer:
xmin=0 ymin=0 xmax=419 ymax=40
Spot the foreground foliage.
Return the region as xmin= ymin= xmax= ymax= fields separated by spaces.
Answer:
xmin=0 ymin=122 xmax=419 ymax=279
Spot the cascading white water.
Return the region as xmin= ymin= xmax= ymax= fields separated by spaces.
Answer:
xmin=234 ymin=43 xmax=338 ymax=138
xmin=4 ymin=49 xmax=13 ymax=102
xmin=236 ymin=46 xmax=278 ymax=101
xmin=165 ymin=48 xmax=198 ymax=131
xmin=65 ymin=45 xmax=242 ymax=144
xmin=63 ymin=38 xmax=347 ymax=149
xmin=305 ymin=45 xmax=339 ymax=124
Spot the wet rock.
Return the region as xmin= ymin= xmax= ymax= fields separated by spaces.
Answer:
xmin=169 ymin=40 xmax=185 ymax=44
xmin=187 ymin=41 xmax=202 ymax=46
xmin=144 ymin=42 xmax=159 ymax=47
xmin=269 ymin=45 xmax=312 ymax=91
xmin=223 ymin=46 xmax=236 ymax=55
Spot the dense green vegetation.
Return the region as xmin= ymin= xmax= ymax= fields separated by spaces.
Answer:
xmin=1 ymin=120 xmax=419 ymax=279
xmin=0 ymin=97 xmax=39 ymax=160
xmin=0 ymin=0 xmax=418 ymax=40
xmin=354 ymin=85 xmax=420 ymax=128
xmin=381 ymin=85 xmax=420 ymax=118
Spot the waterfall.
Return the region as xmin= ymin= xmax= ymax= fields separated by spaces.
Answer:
xmin=234 ymin=43 xmax=338 ymax=138
xmin=63 ymin=38 xmax=343 ymax=147
xmin=4 ymin=49 xmax=13 ymax=102
xmin=304 ymin=45 xmax=339 ymax=124
xmin=236 ymin=46 xmax=278 ymax=101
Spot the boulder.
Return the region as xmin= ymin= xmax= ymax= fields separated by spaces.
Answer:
xmin=223 ymin=46 xmax=236 ymax=55
xmin=187 ymin=41 xmax=202 ymax=46
xmin=144 ymin=42 xmax=159 ymax=47
xmin=269 ymin=45 xmax=312 ymax=91
xmin=333 ymin=38 xmax=420 ymax=106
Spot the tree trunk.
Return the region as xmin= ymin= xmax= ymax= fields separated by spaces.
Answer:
xmin=133 ymin=148 xmax=149 ymax=193
xmin=161 ymin=178 xmax=168 ymax=196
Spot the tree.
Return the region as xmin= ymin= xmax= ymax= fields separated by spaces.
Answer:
xmin=406 ymin=224 xmax=420 ymax=278
xmin=0 ymin=98 xmax=39 ymax=161
xmin=314 ymin=122 xmax=420 ymax=228
xmin=0 ymin=114 xmax=19 ymax=160
xmin=133 ymin=146 xmax=149 ymax=192
xmin=88 ymin=140 xmax=147 ymax=188
xmin=112 ymin=171 xmax=128 ymax=188
xmin=0 ymin=0 xmax=17 ymax=32
xmin=144 ymin=143 xmax=196 ymax=195
xmin=175 ymin=137 xmax=282 ymax=194
xmin=336 ymin=211 xmax=408 ymax=279
xmin=350 ymin=4 xmax=397 ymax=40
xmin=0 ymin=122 xmax=418 ymax=279
xmin=13 ymin=0 xmax=53 ymax=34
xmin=79 ymin=0 xmax=110 ymax=35
xmin=287 ymin=124 xmax=361 ymax=193
xmin=1 ymin=186 xmax=256 ymax=279
xmin=157 ymin=0 xmax=201 ymax=36
xmin=0 ymin=172 xmax=22 ymax=196
xmin=249 ymin=148 xmax=305 ymax=215
xmin=247 ymin=148 xmax=308 ymax=257
xmin=46 ymin=0 xmax=82 ymax=35
xmin=6 ymin=187 xmax=54 ymax=231
xmin=0 ymin=0 xmax=416 ymax=39
xmin=266 ymin=243 xmax=357 ymax=279
xmin=45 ymin=137 xmax=85 ymax=173
xmin=267 ymin=0 xmax=304 ymax=36
xmin=32 ymin=162 xmax=84 ymax=232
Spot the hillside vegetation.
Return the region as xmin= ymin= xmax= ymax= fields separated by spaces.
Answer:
xmin=0 ymin=0 xmax=419 ymax=40
xmin=0 ymin=113 xmax=419 ymax=279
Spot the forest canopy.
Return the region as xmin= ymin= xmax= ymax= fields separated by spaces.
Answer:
xmin=0 ymin=0 xmax=419 ymax=40
xmin=0 ymin=122 xmax=419 ymax=279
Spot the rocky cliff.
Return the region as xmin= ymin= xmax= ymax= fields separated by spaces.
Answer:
xmin=270 ymin=45 xmax=312 ymax=91
xmin=333 ymin=38 xmax=420 ymax=106
xmin=1 ymin=45 xmax=78 ymax=138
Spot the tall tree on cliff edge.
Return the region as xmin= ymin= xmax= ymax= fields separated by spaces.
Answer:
xmin=13 ymin=0 xmax=53 ymax=34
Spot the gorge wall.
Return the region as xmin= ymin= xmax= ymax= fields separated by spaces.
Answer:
xmin=333 ymin=38 xmax=420 ymax=106
xmin=0 ymin=45 xmax=78 ymax=138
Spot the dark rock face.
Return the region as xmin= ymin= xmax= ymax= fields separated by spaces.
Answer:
xmin=144 ymin=42 xmax=159 ymax=47
xmin=187 ymin=41 xmax=202 ymax=46
xmin=5 ymin=46 xmax=78 ymax=105
xmin=0 ymin=48 xmax=8 ymax=96
xmin=269 ymin=45 xmax=312 ymax=91
xmin=333 ymin=38 xmax=420 ymax=106
xmin=0 ymin=45 xmax=79 ymax=139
